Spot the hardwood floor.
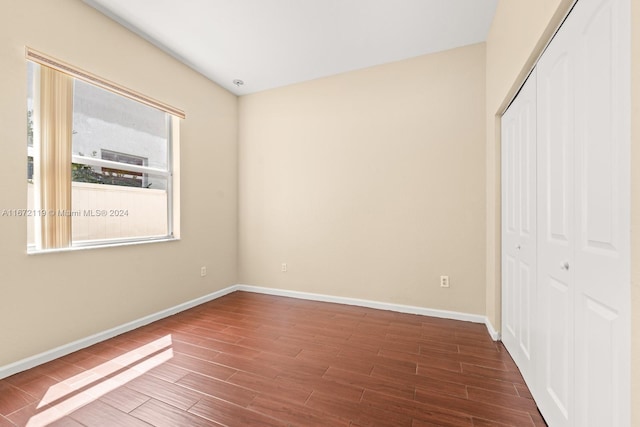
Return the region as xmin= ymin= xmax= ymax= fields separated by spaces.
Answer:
xmin=0 ymin=291 xmax=547 ymax=426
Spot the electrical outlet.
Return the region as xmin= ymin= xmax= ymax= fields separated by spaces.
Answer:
xmin=440 ymin=275 xmax=450 ymax=288
xmin=281 ymin=263 xmax=287 ymax=272
xmin=201 ymin=266 xmax=207 ymax=277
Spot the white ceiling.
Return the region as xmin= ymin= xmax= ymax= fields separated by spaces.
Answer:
xmin=84 ymin=0 xmax=498 ymax=95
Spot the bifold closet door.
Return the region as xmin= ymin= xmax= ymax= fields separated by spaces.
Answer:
xmin=570 ymin=0 xmax=630 ymax=425
xmin=536 ymin=16 xmax=576 ymax=424
xmin=501 ymin=70 xmax=537 ymax=387
xmin=536 ymin=0 xmax=630 ymax=425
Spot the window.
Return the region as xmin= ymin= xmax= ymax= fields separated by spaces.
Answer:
xmin=26 ymin=48 xmax=184 ymax=251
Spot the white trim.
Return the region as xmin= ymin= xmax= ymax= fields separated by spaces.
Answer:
xmin=27 ymin=236 xmax=179 ymax=255
xmin=236 ymin=284 xmax=490 ymax=326
xmin=1 ymin=284 xmax=499 ymax=379
xmin=484 ymin=317 xmax=501 ymax=341
xmin=0 ymin=286 xmax=238 ymax=380
xmin=71 ymin=155 xmax=170 ymax=177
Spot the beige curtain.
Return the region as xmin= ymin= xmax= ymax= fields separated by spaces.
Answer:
xmin=39 ymin=66 xmax=73 ymax=249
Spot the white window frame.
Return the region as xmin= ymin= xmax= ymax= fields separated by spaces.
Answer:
xmin=26 ymin=48 xmax=183 ymax=253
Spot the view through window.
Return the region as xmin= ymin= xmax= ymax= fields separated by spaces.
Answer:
xmin=27 ymin=58 xmax=180 ymax=250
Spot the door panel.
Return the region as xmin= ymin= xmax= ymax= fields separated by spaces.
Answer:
xmin=536 ymin=16 xmax=576 ymax=426
xmin=520 ymin=101 xmax=535 ymax=239
xmin=580 ymin=1 xmax=617 ymax=256
xmin=516 ymin=85 xmax=537 ymax=369
xmin=504 ymin=254 xmax=517 ymax=337
xmin=583 ymin=297 xmax=618 ymax=426
xmin=518 ymin=261 xmax=532 ymax=358
xmin=546 ymin=276 xmax=571 ymax=418
xmin=501 ymin=70 xmax=536 ymax=387
xmin=572 ymin=0 xmax=630 ymax=425
xmin=546 ymin=55 xmax=573 ymax=245
xmin=502 ymin=110 xmax=518 ymax=342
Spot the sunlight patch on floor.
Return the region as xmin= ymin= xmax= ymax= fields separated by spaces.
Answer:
xmin=26 ymin=335 xmax=173 ymax=427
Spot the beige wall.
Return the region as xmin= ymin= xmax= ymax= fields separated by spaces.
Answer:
xmin=239 ymin=44 xmax=486 ymax=315
xmin=0 ymin=0 xmax=238 ymax=366
xmin=486 ymin=0 xmax=639 ymax=423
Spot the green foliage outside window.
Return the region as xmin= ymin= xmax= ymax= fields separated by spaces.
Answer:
xmin=72 ymin=163 xmax=144 ymax=187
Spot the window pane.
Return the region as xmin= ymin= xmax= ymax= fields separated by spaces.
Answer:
xmin=71 ymin=174 xmax=169 ymax=242
xmin=72 ymin=161 xmax=167 ymax=190
xmin=27 ymin=62 xmax=36 ymax=246
xmin=72 ymin=79 xmax=168 ymax=170
xmin=27 ymin=64 xmax=35 ymax=149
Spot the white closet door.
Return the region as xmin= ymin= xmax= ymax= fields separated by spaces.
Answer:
xmin=572 ymin=0 xmax=630 ymax=425
xmin=536 ymin=10 xmax=577 ymax=426
xmin=536 ymin=0 xmax=630 ymax=425
xmin=501 ymin=70 xmax=537 ymax=387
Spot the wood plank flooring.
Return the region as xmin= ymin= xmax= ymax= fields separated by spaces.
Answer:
xmin=0 ymin=291 xmax=547 ymax=426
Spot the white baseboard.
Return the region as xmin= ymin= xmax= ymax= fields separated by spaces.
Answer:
xmin=237 ymin=285 xmax=500 ymax=341
xmin=484 ymin=317 xmax=501 ymax=341
xmin=0 ymin=285 xmax=238 ymax=380
xmin=236 ymin=284 xmax=493 ymax=328
xmin=1 ymin=283 xmax=500 ymax=379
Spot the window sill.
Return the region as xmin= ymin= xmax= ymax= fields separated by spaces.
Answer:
xmin=27 ymin=236 xmax=179 ymax=255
